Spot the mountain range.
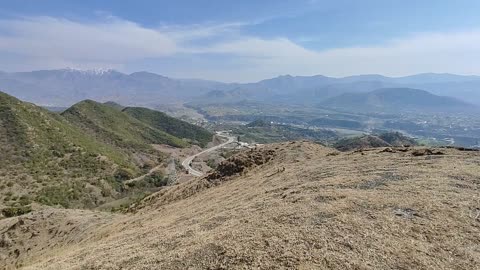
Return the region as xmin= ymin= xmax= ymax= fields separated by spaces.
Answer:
xmin=1 ymin=69 xmax=480 ymax=107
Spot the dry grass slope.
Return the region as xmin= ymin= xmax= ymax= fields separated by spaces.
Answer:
xmin=1 ymin=142 xmax=479 ymax=269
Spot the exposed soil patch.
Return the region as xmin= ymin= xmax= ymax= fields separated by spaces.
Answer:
xmin=207 ymin=148 xmax=276 ymax=181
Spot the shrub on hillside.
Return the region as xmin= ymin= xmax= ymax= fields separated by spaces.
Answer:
xmin=1 ymin=205 xmax=32 ymax=218
xmin=114 ymin=167 xmax=135 ymax=181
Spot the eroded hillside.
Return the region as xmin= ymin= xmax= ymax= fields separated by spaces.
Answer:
xmin=1 ymin=142 xmax=479 ymax=269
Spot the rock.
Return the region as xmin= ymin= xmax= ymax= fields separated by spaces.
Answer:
xmin=0 ymin=233 xmax=13 ymax=248
xmin=411 ymin=149 xmax=444 ymax=156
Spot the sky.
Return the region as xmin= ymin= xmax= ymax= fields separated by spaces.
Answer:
xmin=1 ymin=0 xmax=480 ymax=82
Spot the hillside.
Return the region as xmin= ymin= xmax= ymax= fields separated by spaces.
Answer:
xmin=61 ymin=100 xmax=188 ymax=149
xmin=1 ymin=142 xmax=479 ymax=269
xmin=123 ymin=107 xmax=213 ymax=147
xmin=333 ymin=132 xmax=417 ymax=151
xmin=378 ymin=131 xmax=418 ymax=146
xmin=103 ymin=101 xmax=125 ymax=110
xmin=333 ymin=135 xmax=391 ymax=151
xmin=320 ymin=88 xmax=474 ymax=113
xmin=234 ymin=120 xmax=338 ymax=144
xmin=0 ymin=92 xmax=141 ymax=209
xmin=0 ymin=92 xmax=213 ymax=211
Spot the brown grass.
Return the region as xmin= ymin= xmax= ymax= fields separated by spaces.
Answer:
xmin=1 ymin=141 xmax=479 ymax=269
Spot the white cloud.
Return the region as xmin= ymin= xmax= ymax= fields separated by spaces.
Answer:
xmin=0 ymin=15 xmax=480 ymax=81
xmin=184 ymin=30 xmax=480 ymax=81
xmin=0 ymin=16 xmax=176 ymax=70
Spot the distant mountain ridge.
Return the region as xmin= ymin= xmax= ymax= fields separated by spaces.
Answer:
xmin=320 ymin=88 xmax=474 ymax=113
xmin=1 ymin=69 xmax=480 ymax=106
xmin=0 ymin=69 xmax=223 ymax=106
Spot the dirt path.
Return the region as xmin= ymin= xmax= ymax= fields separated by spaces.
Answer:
xmin=123 ymin=164 xmax=163 ymax=184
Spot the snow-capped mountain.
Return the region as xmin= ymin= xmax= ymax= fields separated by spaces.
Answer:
xmin=1 ymin=69 xmax=480 ymax=106
xmin=0 ymin=69 xmax=224 ymax=106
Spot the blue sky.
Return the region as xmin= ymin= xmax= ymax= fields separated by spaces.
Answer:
xmin=1 ymin=0 xmax=480 ymax=82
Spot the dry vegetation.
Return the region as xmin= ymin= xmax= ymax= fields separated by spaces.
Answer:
xmin=1 ymin=142 xmax=479 ymax=269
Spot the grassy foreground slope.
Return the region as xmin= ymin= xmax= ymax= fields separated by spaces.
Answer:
xmin=2 ymin=142 xmax=479 ymax=269
xmin=123 ymin=106 xmax=213 ymax=147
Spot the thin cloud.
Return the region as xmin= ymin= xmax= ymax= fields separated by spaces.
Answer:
xmin=0 ymin=16 xmax=177 ymax=69
xmin=185 ymin=30 xmax=480 ymax=80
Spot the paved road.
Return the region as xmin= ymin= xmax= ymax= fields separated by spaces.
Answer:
xmin=181 ymin=133 xmax=235 ymax=177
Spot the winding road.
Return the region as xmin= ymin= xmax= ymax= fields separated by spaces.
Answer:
xmin=181 ymin=133 xmax=236 ymax=177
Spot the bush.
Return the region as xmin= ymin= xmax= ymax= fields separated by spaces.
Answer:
xmin=114 ymin=167 xmax=135 ymax=181
xmin=206 ymin=159 xmax=218 ymax=169
xmin=35 ymin=184 xmax=83 ymax=208
xmin=145 ymin=171 xmax=168 ymax=187
xmin=126 ymin=171 xmax=167 ymax=189
xmin=2 ymin=205 xmax=32 ymax=218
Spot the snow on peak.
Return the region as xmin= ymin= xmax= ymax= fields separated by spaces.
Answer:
xmin=63 ymin=67 xmax=117 ymax=75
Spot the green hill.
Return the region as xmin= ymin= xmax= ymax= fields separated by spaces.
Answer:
xmin=103 ymin=101 xmax=125 ymax=110
xmin=123 ymin=107 xmax=213 ymax=147
xmin=378 ymin=131 xmax=417 ymax=146
xmin=61 ymin=100 xmax=188 ymax=149
xmin=333 ymin=135 xmax=390 ymax=152
xmin=0 ymin=93 xmax=210 ymax=211
xmin=0 ymin=92 xmax=143 ymax=209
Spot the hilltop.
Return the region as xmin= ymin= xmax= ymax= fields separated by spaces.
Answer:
xmin=1 ymin=141 xmax=478 ymax=269
xmin=62 ymin=100 xmax=189 ymax=149
xmin=123 ymin=107 xmax=213 ymax=147
xmin=103 ymin=101 xmax=125 ymax=110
